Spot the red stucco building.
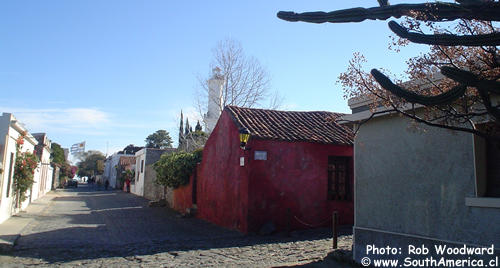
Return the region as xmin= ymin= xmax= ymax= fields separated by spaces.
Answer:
xmin=174 ymin=106 xmax=354 ymax=233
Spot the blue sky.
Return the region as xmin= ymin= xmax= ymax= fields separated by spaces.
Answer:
xmin=1 ymin=0 xmax=433 ymax=160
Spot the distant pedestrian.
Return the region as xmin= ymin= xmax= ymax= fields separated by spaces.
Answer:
xmin=125 ymin=178 xmax=131 ymax=193
xmin=104 ymin=180 xmax=109 ymax=190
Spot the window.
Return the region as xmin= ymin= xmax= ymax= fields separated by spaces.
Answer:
xmin=327 ymin=156 xmax=351 ymax=201
xmin=6 ymin=153 xmax=14 ymax=197
xmin=474 ymin=123 xmax=500 ymax=198
xmin=141 ymin=159 xmax=144 ymax=174
xmin=254 ymin=151 xmax=267 ymax=160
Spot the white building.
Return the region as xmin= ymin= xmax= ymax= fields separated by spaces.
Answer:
xmin=0 ymin=113 xmax=38 ymax=224
xmin=204 ymin=67 xmax=225 ymax=133
xmin=103 ymin=153 xmax=129 ymax=189
xmin=342 ymin=96 xmax=500 ymax=263
xmin=32 ymin=133 xmax=54 ymax=201
xmin=131 ymin=148 xmax=173 ymax=200
xmin=103 ymin=145 xmax=143 ymax=189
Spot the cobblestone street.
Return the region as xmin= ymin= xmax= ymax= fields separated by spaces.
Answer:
xmin=0 ymin=185 xmax=353 ymax=267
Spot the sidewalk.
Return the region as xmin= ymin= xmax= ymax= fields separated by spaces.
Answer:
xmin=0 ymin=191 xmax=56 ymax=252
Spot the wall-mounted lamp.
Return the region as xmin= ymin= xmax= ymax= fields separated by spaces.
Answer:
xmin=239 ymin=128 xmax=250 ymax=150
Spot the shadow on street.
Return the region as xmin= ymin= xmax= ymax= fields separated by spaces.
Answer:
xmin=1 ymin=184 xmax=352 ymax=264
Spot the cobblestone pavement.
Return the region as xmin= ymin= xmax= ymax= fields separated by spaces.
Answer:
xmin=0 ymin=185 xmax=353 ymax=267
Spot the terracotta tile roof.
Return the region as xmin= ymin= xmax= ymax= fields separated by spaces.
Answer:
xmin=119 ymin=156 xmax=136 ymax=166
xmin=225 ymin=106 xmax=354 ymax=145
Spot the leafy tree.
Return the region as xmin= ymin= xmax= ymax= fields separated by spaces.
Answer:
xmin=117 ymin=168 xmax=134 ymax=185
xmin=50 ymin=142 xmax=66 ymax=165
xmin=154 ymin=149 xmax=202 ymax=188
xmin=178 ymin=129 xmax=208 ymax=152
xmin=59 ymin=162 xmax=76 ymax=179
xmin=195 ymin=120 xmax=202 ymax=132
xmin=145 ymin=130 xmax=173 ymax=149
xmin=178 ymin=114 xmax=207 ymax=151
xmin=185 ymin=118 xmax=192 ymax=136
xmin=118 ymin=144 xmax=143 ymax=155
xmin=278 ymin=1 xmax=500 ymax=140
xmin=179 ymin=111 xmax=184 ymax=145
xmin=70 ymin=165 xmax=78 ymax=177
xmin=96 ymin=159 xmax=104 ymax=174
xmin=50 ymin=142 xmax=78 ymax=185
xmin=77 ymin=151 xmax=106 ymax=177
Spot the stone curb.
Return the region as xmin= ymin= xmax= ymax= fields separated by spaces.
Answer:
xmin=0 ymin=234 xmax=20 ymax=253
xmin=0 ymin=191 xmax=57 ymax=253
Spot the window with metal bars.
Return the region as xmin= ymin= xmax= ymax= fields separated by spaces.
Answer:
xmin=327 ymin=156 xmax=351 ymax=201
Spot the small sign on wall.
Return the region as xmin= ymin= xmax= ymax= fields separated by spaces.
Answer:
xmin=254 ymin=151 xmax=267 ymax=160
xmin=240 ymin=156 xmax=245 ymax=166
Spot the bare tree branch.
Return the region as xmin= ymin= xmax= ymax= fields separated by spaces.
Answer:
xmin=389 ymin=20 xmax=500 ymax=46
xmin=377 ymin=0 xmax=390 ymax=7
xmin=195 ymin=39 xmax=281 ymax=129
xmin=283 ymin=2 xmax=500 ymax=140
xmin=277 ymin=2 xmax=500 ymax=24
xmin=440 ymin=66 xmax=500 ymax=94
xmin=371 ymin=69 xmax=467 ymax=106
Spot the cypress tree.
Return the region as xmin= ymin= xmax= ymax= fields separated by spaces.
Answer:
xmin=179 ymin=111 xmax=184 ymax=145
xmin=185 ymin=118 xmax=191 ymax=136
xmin=195 ymin=120 xmax=202 ymax=132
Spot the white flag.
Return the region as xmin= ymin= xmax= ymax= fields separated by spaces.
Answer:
xmin=70 ymin=141 xmax=85 ymax=154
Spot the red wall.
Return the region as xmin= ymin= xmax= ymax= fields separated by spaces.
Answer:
xmin=184 ymin=110 xmax=354 ymax=234
xmin=172 ymin=169 xmax=194 ymax=213
xmin=195 ymin=112 xmax=250 ymax=233
xmin=247 ymin=139 xmax=353 ymax=233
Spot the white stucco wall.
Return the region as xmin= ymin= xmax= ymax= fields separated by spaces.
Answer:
xmin=103 ymin=156 xmax=113 ymax=187
xmin=40 ymin=143 xmax=52 ymax=197
xmin=132 ymin=149 xmax=146 ymax=197
xmin=31 ymin=164 xmax=41 ymax=202
xmin=31 ymin=134 xmax=53 ymax=202
xmin=143 ymin=165 xmax=165 ymax=201
xmin=104 ymin=153 xmax=130 ymax=189
xmin=45 ymin=166 xmax=53 ymax=193
xmin=0 ymin=122 xmax=16 ymax=224
xmin=0 ymin=113 xmax=37 ymax=223
xmin=351 ymin=114 xmax=500 ymax=262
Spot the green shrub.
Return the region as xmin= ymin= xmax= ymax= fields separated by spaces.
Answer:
xmin=154 ymin=149 xmax=202 ymax=189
